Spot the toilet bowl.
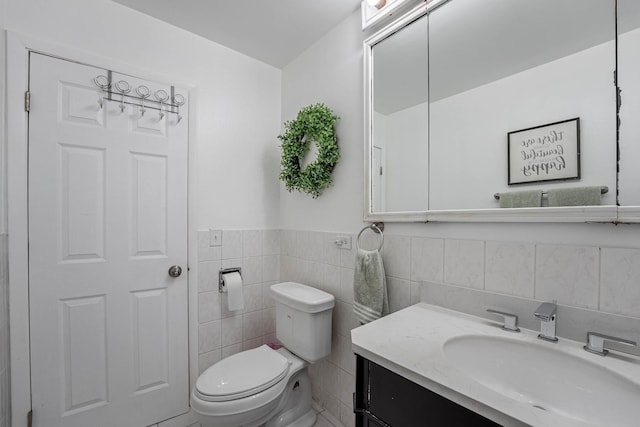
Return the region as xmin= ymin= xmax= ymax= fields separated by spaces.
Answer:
xmin=191 ymin=345 xmax=314 ymax=427
xmin=191 ymin=282 xmax=335 ymax=427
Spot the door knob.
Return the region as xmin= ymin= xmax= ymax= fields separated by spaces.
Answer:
xmin=168 ymin=265 xmax=182 ymax=278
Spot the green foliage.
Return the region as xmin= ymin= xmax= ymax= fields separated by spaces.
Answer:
xmin=278 ymin=103 xmax=340 ymax=198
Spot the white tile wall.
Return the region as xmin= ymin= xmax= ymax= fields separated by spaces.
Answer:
xmin=242 ymin=230 xmax=263 ymax=257
xmin=485 ymin=241 xmax=535 ymax=298
xmin=0 ymin=234 xmax=9 ymax=427
xmin=535 ymin=244 xmax=599 ymax=309
xmin=196 ymin=229 xmax=281 ymax=377
xmin=221 ymin=230 xmax=243 ymax=260
xmin=280 ymin=229 xmax=359 ymax=427
xmin=246 ymin=283 xmax=265 ymax=312
xmin=179 ymin=226 xmax=640 ymax=427
xmin=198 ymin=291 xmax=222 ymax=323
xmin=444 ymin=239 xmax=485 ymax=289
xmin=410 ymin=237 xmax=444 ymax=283
xmin=262 ymin=229 xmax=281 ymax=256
xmin=600 ymin=248 xmax=640 ymax=317
xmin=279 ymin=228 xmax=640 ymax=426
xmin=386 ymin=277 xmax=411 ymax=313
xmin=4 ymin=226 xmax=639 ymax=427
xmin=262 ymin=255 xmax=281 ymax=282
xmin=7 ymin=227 xmax=637 ymax=427
xmin=382 ymin=235 xmax=411 ymax=280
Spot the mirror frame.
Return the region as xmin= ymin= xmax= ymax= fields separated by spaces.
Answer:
xmin=363 ymin=0 xmax=620 ymax=223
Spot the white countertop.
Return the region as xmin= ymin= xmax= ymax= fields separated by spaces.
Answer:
xmin=351 ymin=303 xmax=640 ymax=427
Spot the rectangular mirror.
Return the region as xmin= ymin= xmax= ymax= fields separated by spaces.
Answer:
xmin=370 ymin=12 xmax=429 ymax=214
xmin=364 ymin=0 xmax=618 ymax=222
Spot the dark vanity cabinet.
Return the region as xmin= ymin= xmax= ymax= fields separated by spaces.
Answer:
xmin=354 ymin=355 xmax=501 ymax=427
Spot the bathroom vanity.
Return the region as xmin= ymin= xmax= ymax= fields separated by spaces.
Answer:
xmin=354 ymin=355 xmax=499 ymax=426
xmin=351 ymin=304 xmax=640 ymax=427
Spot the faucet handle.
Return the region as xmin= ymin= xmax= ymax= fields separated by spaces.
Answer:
xmin=486 ymin=309 xmax=520 ymax=332
xmin=584 ymin=332 xmax=637 ymax=356
xmin=534 ymin=302 xmax=557 ymax=321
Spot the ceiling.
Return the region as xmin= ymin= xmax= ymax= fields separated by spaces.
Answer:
xmin=112 ymin=0 xmax=361 ymax=69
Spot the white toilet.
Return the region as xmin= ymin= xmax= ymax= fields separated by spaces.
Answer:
xmin=191 ymin=282 xmax=335 ymax=427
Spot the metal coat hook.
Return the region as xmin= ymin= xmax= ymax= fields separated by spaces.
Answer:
xmin=155 ymin=89 xmax=169 ymax=121
xmin=94 ymin=75 xmax=110 ymax=111
xmin=136 ymin=85 xmax=150 ymax=117
xmin=173 ymin=94 xmax=185 ymax=123
xmin=93 ymin=75 xmax=111 ymax=90
xmin=115 ymin=80 xmax=131 ymax=113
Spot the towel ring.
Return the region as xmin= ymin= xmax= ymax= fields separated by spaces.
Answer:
xmin=357 ymin=223 xmax=384 ymax=251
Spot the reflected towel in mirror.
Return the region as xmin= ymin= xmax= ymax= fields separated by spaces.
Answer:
xmin=547 ymin=186 xmax=602 ymax=207
xmin=498 ymin=190 xmax=543 ymax=208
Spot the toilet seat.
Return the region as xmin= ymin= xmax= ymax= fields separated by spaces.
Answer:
xmin=195 ymin=345 xmax=290 ymax=402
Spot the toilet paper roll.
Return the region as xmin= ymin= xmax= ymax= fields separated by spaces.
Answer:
xmin=224 ymin=271 xmax=245 ymax=311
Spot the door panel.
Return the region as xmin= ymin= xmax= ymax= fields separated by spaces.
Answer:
xmin=29 ymin=52 xmax=189 ymax=427
xmin=59 ymin=144 xmax=106 ymax=261
xmin=131 ymin=288 xmax=169 ymax=394
xmin=131 ymin=153 xmax=168 ymax=257
xmin=61 ymin=295 xmax=108 ymax=415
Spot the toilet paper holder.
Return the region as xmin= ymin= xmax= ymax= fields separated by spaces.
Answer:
xmin=219 ymin=267 xmax=242 ymax=293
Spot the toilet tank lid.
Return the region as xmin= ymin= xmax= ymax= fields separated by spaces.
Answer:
xmin=270 ymin=282 xmax=335 ymax=313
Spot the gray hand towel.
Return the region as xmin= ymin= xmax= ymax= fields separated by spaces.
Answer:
xmin=499 ymin=190 xmax=543 ymax=208
xmin=353 ymin=248 xmax=389 ymax=324
xmin=547 ymin=186 xmax=601 ymax=207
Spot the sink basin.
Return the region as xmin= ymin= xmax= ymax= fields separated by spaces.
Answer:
xmin=444 ymin=335 xmax=640 ymax=427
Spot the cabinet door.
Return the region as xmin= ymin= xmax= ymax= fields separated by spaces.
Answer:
xmin=362 ymin=356 xmax=500 ymax=427
xmin=364 ymin=416 xmax=386 ymax=427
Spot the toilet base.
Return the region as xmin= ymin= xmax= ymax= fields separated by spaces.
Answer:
xmin=264 ymin=365 xmax=316 ymax=427
xmin=193 ymin=349 xmax=317 ymax=427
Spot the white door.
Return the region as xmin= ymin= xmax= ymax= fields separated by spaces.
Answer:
xmin=28 ymin=53 xmax=189 ymax=427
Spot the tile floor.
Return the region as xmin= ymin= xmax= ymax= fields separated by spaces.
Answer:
xmin=149 ymin=407 xmax=346 ymax=427
xmin=314 ymin=407 xmax=347 ymax=427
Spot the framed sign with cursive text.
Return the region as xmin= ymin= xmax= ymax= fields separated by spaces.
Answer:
xmin=507 ymin=118 xmax=580 ymax=185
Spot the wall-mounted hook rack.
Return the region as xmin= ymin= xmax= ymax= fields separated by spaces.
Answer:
xmin=92 ymin=72 xmax=186 ymax=118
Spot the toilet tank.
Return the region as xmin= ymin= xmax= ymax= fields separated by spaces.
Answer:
xmin=270 ymin=282 xmax=335 ymax=363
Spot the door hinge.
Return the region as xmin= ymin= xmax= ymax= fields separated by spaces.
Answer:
xmin=27 ymin=409 xmax=33 ymax=427
xmin=379 ymin=166 xmax=383 ymax=176
xmin=24 ymin=91 xmax=31 ymax=112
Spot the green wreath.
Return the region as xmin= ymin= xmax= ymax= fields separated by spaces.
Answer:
xmin=278 ymin=103 xmax=340 ymax=198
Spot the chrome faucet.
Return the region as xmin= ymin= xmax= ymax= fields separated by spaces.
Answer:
xmin=486 ymin=309 xmax=520 ymax=332
xmin=534 ymin=302 xmax=558 ymax=342
xmin=584 ymin=332 xmax=637 ymax=356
